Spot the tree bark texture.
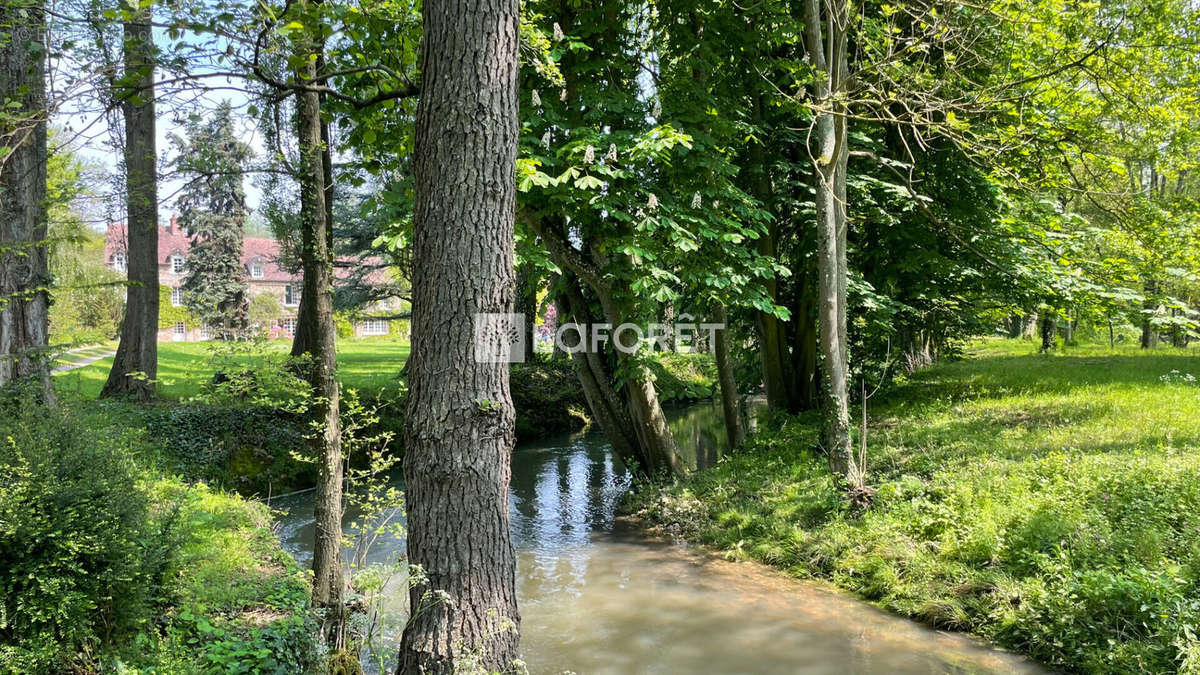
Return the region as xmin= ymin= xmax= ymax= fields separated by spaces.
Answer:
xmin=101 ymin=7 xmax=158 ymax=401
xmin=0 ymin=0 xmax=51 ymax=397
xmin=712 ymin=304 xmax=744 ymax=449
xmin=293 ymin=6 xmax=345 ymax=635
xmin=804 ymin=0 xmax=855 ymax=481
xmin=398 ymin=0 xmax=521 ymax=669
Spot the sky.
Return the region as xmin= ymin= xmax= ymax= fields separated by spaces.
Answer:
xmin=51 ymin=22 xmax=268 ymax=232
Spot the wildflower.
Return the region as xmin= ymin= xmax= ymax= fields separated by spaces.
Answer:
xmin=553 ymin=22 xmax=564 ymax=41
xmin=647 ymin=193 xmax=659 ymax=211
xmin=605 ymin=144 xmax=618 ymax=162
xmin=583 ymin=144 xmax=595 ymax=164
xmin=433 ymin=589 xmax=455 ymax=607
xmin=531 ymin=89 xmax=541 ymax=107
xmin=691 ymin=191 xmax=702 ymax=209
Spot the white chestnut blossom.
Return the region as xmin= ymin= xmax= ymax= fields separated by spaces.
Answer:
xmin=531 ymin=89 xmax=541 ymax=107
xmin=651 ymin=98 xmax=662 ymax=118
xmin=691 ymin=192 xmax=702 ymax=209
xmin=553 ymin=22 xmax=564 ymax=41
xmin=583 ymin=144 xmax=595 ymax=164
xmin=647 ymin=193 xmax=659 ymax=211
xmin=605 ymin=144 xmax=618 ymax=162
xmin=541 ymin=131 xmax=552 ymax=149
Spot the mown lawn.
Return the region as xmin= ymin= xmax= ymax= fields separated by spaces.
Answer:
xmin=52 ymin=337 xmax=410 ymax=399
xmin=631 ymin=339 xmax=1200 ymax=673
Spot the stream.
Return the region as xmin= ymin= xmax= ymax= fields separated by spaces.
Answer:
xmin=272 ymin=402 xmax=1045 ymax=674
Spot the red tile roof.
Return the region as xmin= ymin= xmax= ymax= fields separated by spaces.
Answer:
xmin=104 ymin=220 xmax=391 ymax=285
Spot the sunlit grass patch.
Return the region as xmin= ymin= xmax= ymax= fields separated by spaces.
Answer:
xmin=631 ymin=339 xmax=1200 ymax=672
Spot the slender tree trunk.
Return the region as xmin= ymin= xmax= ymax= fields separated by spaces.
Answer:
xmin=0 ymin=0 xmax=51 ymax=397
xmin=712 ymin=304 xmax=744 ymax=449
xmin=398 ymin=0 xmax=521 ymax=669
xmin=1141 ymin=278 xmax=1158 ymax=349
xmin=515 ymin=262 xmax=538 ymax=361
xmin=804 ymin=0 xmax=854 ymax=481
xmin=294 ymin=5 xmax=344 ymax=642
xmin=1039 ymin=312 xmax=1057 ymax=352
xmin=748 ymin=94 xmax=789 ymax=411
xmin=101 ymin=6 xmax=158 ymax=400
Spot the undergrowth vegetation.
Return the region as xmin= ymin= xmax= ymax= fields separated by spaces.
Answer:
xmin=0 ymin=394 xmax=316 ymax=674
xmin=630 ymin=339 xmax=1200 ymax=673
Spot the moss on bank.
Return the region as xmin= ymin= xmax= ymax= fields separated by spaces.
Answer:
xmin=628 ymin=340 xmax=1200 ymax=673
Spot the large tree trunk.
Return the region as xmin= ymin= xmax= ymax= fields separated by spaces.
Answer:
xmin=101 ymin=5 xmax=158 ymax=401
xmin=0 ymin=0 xmax=51 ymax=397
xmin=712 ymin=304 xmax=744 ymax=449
xmin=293 ymin=6 xmax=345 ymax=642
xmin=398 ymin=0 xmax=521 ymax=668
xmin=0 ymin=0 xmax=50 ymax=396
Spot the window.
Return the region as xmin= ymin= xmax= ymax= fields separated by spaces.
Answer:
xmin=171 ymin=254 xmax=186 ymax=274
xmin=284 ymin=284 xmax=298 ymax=306
xmin=360 ymin=319 xmax=389 ymax=336
xmin=282 ymin=318 xmax=297 ymax=335
xmin=112 ymin=252 xmax=126 ymax=272
xmin=250 ymin=261 xmax=264 ymax=279
xmin=173 ymin=321 xmax=186 ymax=341
xmin=199 ymin=325 xmax=212 ymax=340
xmin=170 ymin=287 xmax=184 ymax=307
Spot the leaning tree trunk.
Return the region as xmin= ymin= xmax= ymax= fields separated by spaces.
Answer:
xmin=293 ymin=6 xmax=344 ymax=643
xmin=398 ymin=0 xmax=521 ymax=669
xmin=102 ymin=5 xmax=158 ymax=401
xmin=712 ymin=304 xmax=744 ymax=449
xmin=0 ymin=0 xmax=51 ymax=398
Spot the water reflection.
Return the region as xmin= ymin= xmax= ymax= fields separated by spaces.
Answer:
xmin=272 ymin=402 xmax=1044 ymax=674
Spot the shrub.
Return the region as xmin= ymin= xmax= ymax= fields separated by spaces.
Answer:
xmin=0 ymin=398 xmax=160 ymax=673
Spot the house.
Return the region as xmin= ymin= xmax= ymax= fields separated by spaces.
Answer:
xmin=104 ymin=217 xmax=400 ymax=342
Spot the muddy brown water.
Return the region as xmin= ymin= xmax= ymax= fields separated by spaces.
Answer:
xmin=273 ymin=402 xmax=1045 ymax=674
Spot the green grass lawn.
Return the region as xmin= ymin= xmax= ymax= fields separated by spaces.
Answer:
xmin=632 ymin=338 xmax=1200 ymax=673
xmin=52 ymin=338 xmax=410 ymax=399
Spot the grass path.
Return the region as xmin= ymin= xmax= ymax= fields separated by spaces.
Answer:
xmin=632 ymin=339 xmax=1200 ymax=673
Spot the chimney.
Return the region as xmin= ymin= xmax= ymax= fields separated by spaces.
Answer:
xmin=167 ymin=213 xmax=179 ymax=233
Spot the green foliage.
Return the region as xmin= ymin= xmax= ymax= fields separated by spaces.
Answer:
xmin=508 ymin=358 xmax=589 ymax=439
xmin=631 ymin=340 xmax=1200 ymax=672
xmin=45 ymin=141 xmax=124 ymax=346
xmin=0 ymin=397 xmax=317 ymax=673
xmin=0 ymin=397 xmax=158 ymax=672
xmin=174 ymin=102 xmax=254 ymax=337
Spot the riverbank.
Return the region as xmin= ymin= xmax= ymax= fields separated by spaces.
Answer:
xmin=628 ymin=339 xmax=1200 ymax=673
xmin=0 ymin=400 xmax=315 ymax=674
xmin=58 ymin=351 xmax=717 ymax=498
